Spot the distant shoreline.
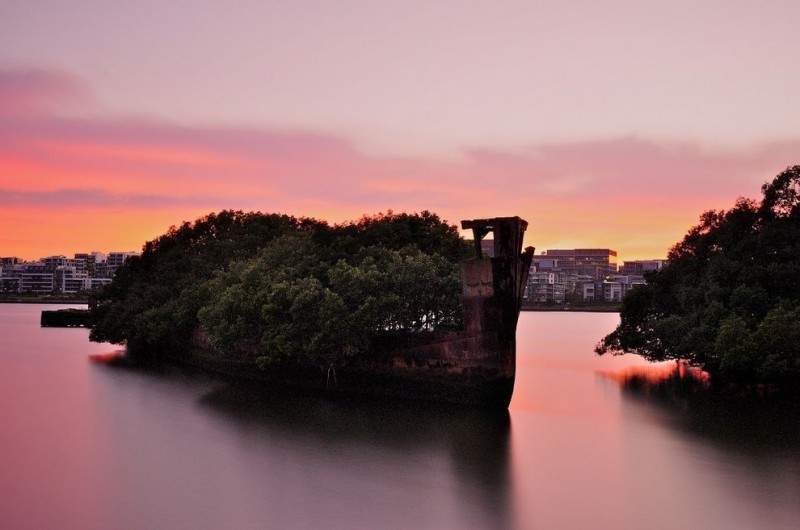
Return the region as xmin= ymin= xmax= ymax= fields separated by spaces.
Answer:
xmin=0 ymin=298 xmax=88 ymax=305
xmin=521 ymin=304 xmax=621 ymax=313
xmin=0 ymin=299 xmax=620 ymax=311
xmin=0 ymin=299 xmax=620 ymax=312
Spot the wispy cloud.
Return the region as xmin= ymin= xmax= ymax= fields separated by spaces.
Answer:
xmin=0 ymin=188 xmax=229 ymax=209
xmin=0 ymin=68 xmax=88 ymax=116
xmin=1 ymin=67 xmax=797 ymax=260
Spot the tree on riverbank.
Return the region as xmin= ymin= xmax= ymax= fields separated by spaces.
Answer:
xmin=89 ymin=210 xmax=469 ymax=367
xmin=596 ymin=165 xmax=800 ymax=385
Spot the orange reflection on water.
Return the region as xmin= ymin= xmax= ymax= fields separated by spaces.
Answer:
xmin=88 ymin=351 xmax=126 ymax=364
xmin=598 ymin=361 xmax=710 ymax=391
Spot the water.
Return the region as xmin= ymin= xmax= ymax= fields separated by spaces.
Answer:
xmin=1 ymin=305 xmax=798 ymax=529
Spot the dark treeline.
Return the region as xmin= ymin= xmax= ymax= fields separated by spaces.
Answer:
xmin=597 ymin=166 xmax=800 ymax=388
xmin=89 ymin=210 xmax=471 ymax=368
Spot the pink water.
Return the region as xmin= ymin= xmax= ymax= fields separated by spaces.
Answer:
xmin=1 ymin=305 xmax=798 ymax=529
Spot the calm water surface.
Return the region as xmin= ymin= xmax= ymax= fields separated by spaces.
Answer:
xmin=1 ymin=304 xmax=798 ymax=529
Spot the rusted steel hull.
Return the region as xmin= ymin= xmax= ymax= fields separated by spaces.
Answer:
xmin=182 ymin=217 xmax=533 ymax=409
xmin=182 ymin=331 xmax=518 ymax=409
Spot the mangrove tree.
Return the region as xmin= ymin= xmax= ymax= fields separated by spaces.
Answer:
xmin=596 ymin=165 xmax=800 ymax=386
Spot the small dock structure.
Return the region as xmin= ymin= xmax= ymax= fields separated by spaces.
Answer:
xmin=41 ymin=309 xmax=92 ymax=327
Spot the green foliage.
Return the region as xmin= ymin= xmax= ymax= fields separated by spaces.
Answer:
xmin=714 ymin=315 xmax=758 ymax=376
xmin=90 ymin=209 xmax=467 ymax=367
xmin=752 ymin=305 xmax=800 ymax=380
xmin=90 ymin=211 xmax=324 ymax=362
xmin=597 ymin=165 xmax=800 ymax=384
xmin=330 ymin=210 xmax=472 ymax=264
xmin=197 ymin=233 xmax=463 ymax=369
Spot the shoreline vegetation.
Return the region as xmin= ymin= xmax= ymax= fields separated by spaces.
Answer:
xmin=2 ymin=296 xmax=88 ymax=304
xmin=597 ymin=165 xmax=800 ymax=395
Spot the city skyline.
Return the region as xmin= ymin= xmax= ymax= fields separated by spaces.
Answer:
xmin=2 ymin=244 xmax=662 ymax=299
xmin=4 ymin=244 xmax=661 ymax=267
xmin=2 ymin=1 xmax=798 ymax=261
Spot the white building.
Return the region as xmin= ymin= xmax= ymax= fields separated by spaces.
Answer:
xmin=582 ymin=276 xmax=647 ymax=302
xmin=0 ymin=250 xmax=136 ymax=294
xmin=20 ymin=272 xmax=55 ymax=294
xmin=525 ymin=271 xmax=567 ymax=303
xmin=106 ymin=251 xmax=138 ymax=268
xmin=619 ymin=259 xmax=667 ymax=275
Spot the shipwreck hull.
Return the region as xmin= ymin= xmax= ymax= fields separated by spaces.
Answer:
xmin=355 ymin=330 xmax=519 ymax=408
xmin=181 ymin=217 xmax=533 ymax=409
xmin=182 ymin=331 xmax=517 ymax=408
xmin=185 ymin=327 xmax=519 ymax=408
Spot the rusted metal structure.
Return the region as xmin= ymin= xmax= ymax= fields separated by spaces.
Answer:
xmin=457 ymin=217 xmax=535 ymax=401
xmin=367 ymin=216 xmax=533 ymax=407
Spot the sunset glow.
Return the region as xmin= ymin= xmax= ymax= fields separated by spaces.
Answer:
xmin=1 ymin=1 xmax=799 ymax=261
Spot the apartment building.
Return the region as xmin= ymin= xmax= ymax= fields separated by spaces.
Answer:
xmin=525 ymin=271 xmax=567 ymax=303
xmin=0 ymin=250 xmax=137 ymax=294
xmin=581 ymin=275 xmax=647 ymax=302
xmin=619 ymin=259 xmax=667 ymax=275
xmin=96 ymin=251 xmax=137 ymax=278
xmin=541 ymin=248 xmax=618 ymax=279
xmin=526 ymin=248 xmax=620 ymax=303
xmin=20 ymin=271 xmax=55 ymax=294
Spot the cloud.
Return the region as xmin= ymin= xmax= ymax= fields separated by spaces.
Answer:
xmin=461 ymin=137 xmax=794 ymax=202
xmin=0 ymin=68 xmax=88 ymax=116
xmin=1 ymin=67 xmax=798 ymax=260
xmin=0 ymin=188 xmax=230 ymax=209
xmin=2 ymin=67 xmax=794 ymax=210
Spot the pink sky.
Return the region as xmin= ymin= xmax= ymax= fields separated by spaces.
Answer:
xmin=1 ymin=1 xmax=798 ymax=261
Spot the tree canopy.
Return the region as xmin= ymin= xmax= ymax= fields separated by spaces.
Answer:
xmin=89 ymin=210 xmax=470 ymax=368
xmin=596 ymin=165 xmax=800 ymax=385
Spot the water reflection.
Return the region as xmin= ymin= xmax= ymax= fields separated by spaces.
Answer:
xmin=604 ymin=363 xmax=800 ymax=453
xmin=608 ymin=370 xmax=800 ymax=529
xmin=4 ymin=306 xmax=800 ymax=529
xmin=199 ymin=385 xmax=512 ymax=527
